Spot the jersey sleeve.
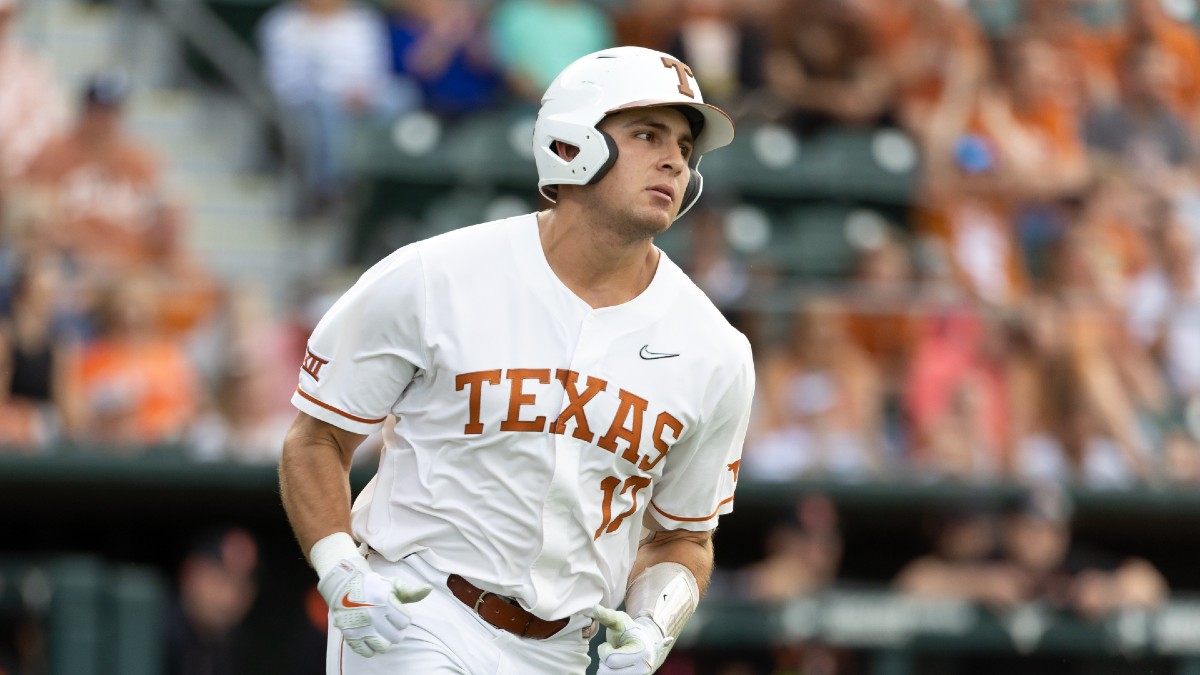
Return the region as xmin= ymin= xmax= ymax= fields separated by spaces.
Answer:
xmin=291 ymin=245 xmax=429 ymax=435
xmin=648 ymin=336 xmax=755 ymax=531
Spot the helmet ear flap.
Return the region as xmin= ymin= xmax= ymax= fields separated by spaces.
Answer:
xmin=589 ymin=130 xmax=620 ymax=186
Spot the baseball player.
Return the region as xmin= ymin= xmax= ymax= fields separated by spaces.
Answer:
xmin=279 ymin=46 xmax=755 ymax=675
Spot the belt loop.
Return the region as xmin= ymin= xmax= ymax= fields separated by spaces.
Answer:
xmin=473 ymin=590 xmax=491 ymax=614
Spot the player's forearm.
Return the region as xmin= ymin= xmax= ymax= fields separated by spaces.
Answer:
xmin=279 ymin=416 xmax=359 ymax=555
xmin=630 ymin=528 xmax=714 ymax=598
xmin=613 ymin=529 xmax=713 ymax=652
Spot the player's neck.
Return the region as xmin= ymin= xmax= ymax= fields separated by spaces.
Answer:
xmin=536 ymin=209 xmax=660 ymax=309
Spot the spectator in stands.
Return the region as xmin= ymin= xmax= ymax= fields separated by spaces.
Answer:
xmin=895 ymin=500 xmax=1030 ymax=611
xmin=0 ymin=0 xmax=67 ymax=195
xmin=1047 ymin=187 xmax=1169 ymax=486
xmin=1126 ymin=201 xmax=1200 ymax=376
xmin=745 ymin=296 xmax=886 ymax=480
xmin=903 ymin=307 xmax=1009 ymax=480
xmin=188 ymin=363 xmax=295 ymax=463
xmin=762 ymin=0 xmax=897 ymax=135
xmin=918 ymin=33 xmax=1088 ymax=287
xmin=1019 ymin=337 xmax=1157 ymax=489
xmin=385 ymin=0 xmax=503 ymax=119
xmin=901 ymin=13 xmax=1090 ymax=300
xmin=664 ymin=0 xmax=767 ymax=114
xmin=998 ymin=34 xmax=1091 ymax=200
xmin=997 ymin=487 xmax=1167 ymax=620
xmin=741 ymin=493 xmax=843 ymax=602
xmin=675 ymin=203 xmax=777 ymax=350
xmin=1006 ymin=293 xmax=1081 ymax=483
xmin=678 ymin=203 xmax=749 ymax=314
xmin=862 ymin=0 xmax=991 ymax=143
xmin=738 ymin=493 xmax=856 ymax=674
xmin=21 ymin=72 xmax=170 ymax=278
xmin=487 ymin=0 xmax=614 ymax=104
xmin=897 ymin=486 xmax=1169 ymax=621
xmin=1125 ymin=207 xmax=1200 ymax=469
xmin=1017 ymin=0 xmax=1125 ymax=107
xmin=842 ymin=228 xmax=920 ymax=451
xmin=0 ymin=254 xmax=84 ymax=450
xmin=187 ymin=285 xmax=296 ymax=463
xmin=907 ymin=45 xmax=1032 ymax=308
xmin=259 ymin=0 xmax=417 ymax=215
xmin=165 ymin=526 xmax=259 ymax=675
xmin=138 ymin=201 xmax=221 ymax=339
xmin=77 ymin=272 xmax=201 ymax=450
xmin=1006 ymin=293 xmax=1163 ymax=488
xmin=1085 ymin=41 xmax=1194 ymax=180
xmin=611 ymin=0 xmax=679 ymax=54
xmin=1069 ymin=172 xmax=1158 ymax=309
xmin=1115 ymin=0 xmax=1200 ymax=133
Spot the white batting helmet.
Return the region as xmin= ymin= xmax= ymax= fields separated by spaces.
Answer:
xmin=533 ymin=46 xmax=736 ymax=219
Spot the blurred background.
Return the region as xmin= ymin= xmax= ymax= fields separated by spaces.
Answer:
xmin=4 ymin=0 xmax=1200 ymax=673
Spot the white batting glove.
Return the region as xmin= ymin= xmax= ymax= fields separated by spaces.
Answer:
xmin=591 ymin=604 xmax=674 ymax=675
xmin=317 ymin=555 xmax=432 ymax=658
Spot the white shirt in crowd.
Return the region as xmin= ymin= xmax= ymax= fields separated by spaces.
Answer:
xmin=259 ymin=1 xmax=392 ymax=106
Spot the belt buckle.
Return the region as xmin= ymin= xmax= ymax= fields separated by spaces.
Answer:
xmin=473 ymin=590 xmax=491 ymax=614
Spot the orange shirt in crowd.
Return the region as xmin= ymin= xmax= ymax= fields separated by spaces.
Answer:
xmin=78 ymin=337 xmax=199 ymax=446
xmin=860 ymin=0 xmax=987 ymax=118
xmin=1021 ymin=11 xmax=1124 ymax=107
xmin=1113 ymin=16 xmax=1200 ymax=123
xmin=22 ymin=131 xmax=163 ymax=270
xmin=843 ymin=309 xmax=918 ymax=382
xmin=1013 ymin=96 xmax=1084 ymax=161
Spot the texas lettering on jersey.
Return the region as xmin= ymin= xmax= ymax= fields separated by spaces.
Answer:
xmin=454 ymin=368 xmax=685 ymax=474
xmin=456 ymin=367 xmax=691 ymax=543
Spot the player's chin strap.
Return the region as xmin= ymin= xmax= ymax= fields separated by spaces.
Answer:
xmin=624 ymin=562 xmax=700 ymax=647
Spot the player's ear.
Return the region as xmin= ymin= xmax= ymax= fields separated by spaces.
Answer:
xmin=554 ymin=140 xmax=580 ymax=161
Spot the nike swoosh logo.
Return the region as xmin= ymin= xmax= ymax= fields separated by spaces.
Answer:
xmin=340 ymin=593 xmax=383 ymax=609
xmin=639 ymin=345 xmax=679 ymax=360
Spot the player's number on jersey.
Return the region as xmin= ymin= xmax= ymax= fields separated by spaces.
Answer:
xmin=594 ymin=475 xmax=652 ymax=540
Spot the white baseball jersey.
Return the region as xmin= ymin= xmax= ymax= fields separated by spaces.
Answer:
xmin=292 ymin=213 xmax=755 ymax=621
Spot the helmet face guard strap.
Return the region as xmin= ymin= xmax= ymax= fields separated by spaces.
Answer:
xmin=533 ymin=47 xmax=735 ymax=220
xmin=680 ymin=164 xmax=702 ymax=214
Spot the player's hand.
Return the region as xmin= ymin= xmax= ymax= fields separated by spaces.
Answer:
xmin=591 ymin=604 xmax=673 ymax=675
xmin=317 ymin=555 xmax=432 ymax=657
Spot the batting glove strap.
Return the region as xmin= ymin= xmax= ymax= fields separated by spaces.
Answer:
xmin=309 ymin=531 xmax=361 ymax=579
xmin=594 ymin=606 xmax=674 ymax=675
xmin=317 ymin=555 xmax=431 ymax=658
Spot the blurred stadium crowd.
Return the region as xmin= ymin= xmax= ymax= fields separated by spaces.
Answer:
xmin=4 ymin=0 xmax=1200 ymax=486
xmin=4 ymin=0 xmax=1200 ymax=672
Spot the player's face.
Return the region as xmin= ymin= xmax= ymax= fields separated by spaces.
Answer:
xmin=592 ymin=107 xmax=695 ymax=238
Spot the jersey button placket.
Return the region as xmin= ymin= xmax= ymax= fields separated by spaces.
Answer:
xmin=529 ymin=313 xmax=602 ymax=609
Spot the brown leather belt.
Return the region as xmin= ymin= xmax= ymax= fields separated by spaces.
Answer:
xmin=446 ymin=574 xmax=569 ymax=639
